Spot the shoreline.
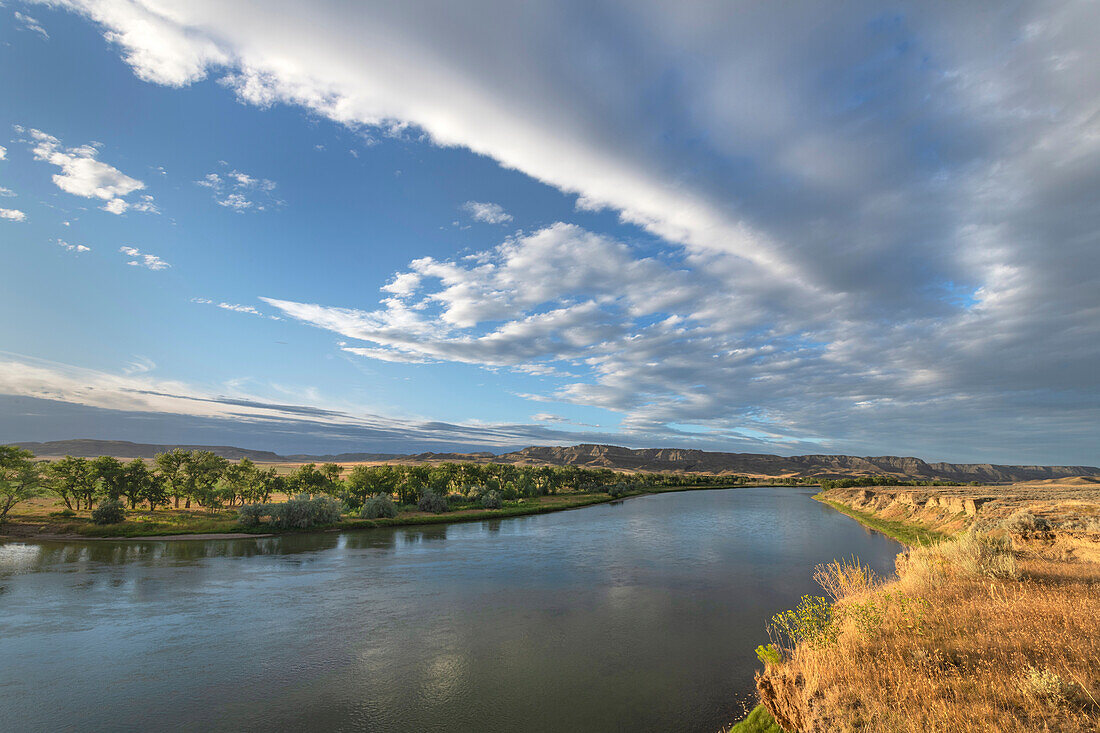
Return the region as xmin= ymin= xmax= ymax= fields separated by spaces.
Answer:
xmin=1 ymin=483 xmax=771 ymax=543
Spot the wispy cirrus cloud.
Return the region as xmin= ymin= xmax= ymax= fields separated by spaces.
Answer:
xmin=14 ymin=11 xmax=49 ymax=40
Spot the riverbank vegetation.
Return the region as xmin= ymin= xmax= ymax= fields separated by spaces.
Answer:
xmin=748 ymin=487 xmax=1100 ymax=732
xmin=0 ymin=445 xmax=741 ymax=538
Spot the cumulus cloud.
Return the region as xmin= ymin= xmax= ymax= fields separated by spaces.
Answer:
xmin=57 ymin=239 xmax=90 ymax=253
xmin=19 ymin=127 xmax=154 ymax=214
xmin=119 ymin=246 xmax=169 ymax=270
xmin=462 ymin=201 xmax=512 ymax=224
xmin=195 ymin=166 xmax=280 ymax=212
xmin=0 ymin=145 xmax=7 ymax=159
xmin=0 ymin=208 xmax=26 ymax=222
xmin=20 ymin=0 xmax=1100 ymax=461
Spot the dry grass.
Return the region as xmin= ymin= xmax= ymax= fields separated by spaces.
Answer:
xmin=756 ymin=538 xmax=1100 ymax=732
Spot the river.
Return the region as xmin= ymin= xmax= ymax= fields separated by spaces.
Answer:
xmin=0 ymin=487 xmax=901 ymax=732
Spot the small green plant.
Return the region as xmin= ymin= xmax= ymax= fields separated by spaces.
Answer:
xmin=770 ymin=595 xmax=837 ymax=650
xmin=91 ymin=498 xmax=125 ymax=525
xmin=1023 ymin=666 xmax=1072 ymax=705
xmin=49 ymin=508 xmax=77 ymax=518
xmin=755 ymin=643 xmax=783 ymax=667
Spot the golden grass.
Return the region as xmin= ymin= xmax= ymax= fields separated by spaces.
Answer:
xmin=756 ymin=540 xmax=1100 ymax=732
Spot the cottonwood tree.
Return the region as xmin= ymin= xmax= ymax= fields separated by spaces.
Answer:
xmin=154 ymin=449 xmax=189 ymax=508
xmin=0 ymin=445 xmax=43 ymax=521
xmin=184 ymin=451 xmax=229 ymax=510
xmin=90 ymin=456 xmax=126 ymax=505
xmin=45 ymin=455 xmax=95 ymax=510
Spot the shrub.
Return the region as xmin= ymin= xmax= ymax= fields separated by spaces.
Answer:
xmin=91 ymin=499 xmax=125 ymax=525
xmin=769 ymin=595 xmax=837 ymax=650
xmin=480 ymin=490 xmax=503 ymax=509
xmin=755 ymin=643 xmax=782 ymax=667
xmin=267 ymin=495 xmax=343 ymax=529
xmin=1022 ymin=666 xmax=1072 ymax=704
xmin=1003 ymin=509 xmax=1051 ymax=535
xmin=446 ymin=492 xmax=467 ymax=507
xmin=237 ymin=503 xmax=267 ymax=527
xmin=417 ymin=491 xmax=448 ymax=513
xmin=608 ymin=484 xmax=628 ymax=499
xmin=49 ymin=508 xmax=77 ymax=518
xmin=898 ymin=530 xmax=1017 ymax=588
xmin=360 ymin=493 xmax=398 ymax=519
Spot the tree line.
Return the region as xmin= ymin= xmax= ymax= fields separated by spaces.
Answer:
xmin=0 ymin=445 xmax=733 ymax=520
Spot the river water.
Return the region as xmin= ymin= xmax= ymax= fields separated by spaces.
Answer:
xmin=0 ymin=487 xmax=901 ymax=732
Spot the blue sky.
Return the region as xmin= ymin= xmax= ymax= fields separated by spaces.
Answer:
xmin=1 ymin=1 xmax=1098 ymax=464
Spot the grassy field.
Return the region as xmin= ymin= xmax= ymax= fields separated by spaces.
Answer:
xmin=754 ymin=483 xmax=1100 ymax=731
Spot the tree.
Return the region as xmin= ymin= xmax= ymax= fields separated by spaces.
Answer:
xmin=143 ymin=473 xmax=168 ymax=510
xmin=89 ymin=456 xmax=125 ymax=505
xmin=154 ymin=449 xmax=190 ymax=508
xmin=288 ymin=463 xmax=332 ymax=498
xmin=184 ymin=451 xmax=229 ymax=511
xmin=219 ymin=458 xmax=265 ymax=506
xmin=119 ymin=458 xmax=154 ymax=509
xmin=44 ymin=455 xmax=94 ymax=510
xmin=0 ymin=445 xmax=43 ymax=521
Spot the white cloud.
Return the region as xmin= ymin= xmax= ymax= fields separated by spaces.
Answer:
xmin=22 ymin=0 xmax=1100 ymax=461
xmin=0 ymin=145 xmax=7 ymax=159
xmin=0 ymin=208 xmax=27 ymax=221
xmin=0 ymin=352 xmax=640 ymax=453
xmin=531 ymin=413 xmax=568 ymax=423
xmin=119 ymin=245 xmax=169 ymax=270
xmin=20 ymin=127 xmax=153 ymax=215
xmin=217 ymin=302 xmax=262 ymax=315
xmin=123 ymin=355 xmax=155 ymax=374
xmin=0 ymin=187 xmax=16 ymax=197
xmin=462 ymin=201 xmax=512 ymax=224
xmin=195 ymin=166 xmax=280 ymax=212
xmin=15 ymin=11 xmax=49 ymax=39
xmin=57 ymin=239 xmax=91 ymax=253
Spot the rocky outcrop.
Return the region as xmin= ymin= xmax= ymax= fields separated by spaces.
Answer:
xmin=494 ymin=444 xmax=1100 ymax=483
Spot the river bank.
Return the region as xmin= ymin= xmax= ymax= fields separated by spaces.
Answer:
xmin=0 ymin=484 xmax=754 ymax=542
xmin=749 ymin=484 xmax=1100 ymax=732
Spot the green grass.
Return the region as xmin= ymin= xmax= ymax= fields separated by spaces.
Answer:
xmin=726 ymin=705 xmax=783 ymax=733
xmin=815 ymin=494 xmax=947 ymax=546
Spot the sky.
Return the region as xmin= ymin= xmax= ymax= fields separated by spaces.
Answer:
xmin=0 ymin=1 xmax=1098 ymax=464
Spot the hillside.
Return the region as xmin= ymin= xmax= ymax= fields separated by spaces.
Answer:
xmin=14 ymin=439 xmax=285 ymax=462
xmin=12 ymin=440 xmax=1099 ymax=483
xmin=493 ymin=445 xmax=1100 ymax=483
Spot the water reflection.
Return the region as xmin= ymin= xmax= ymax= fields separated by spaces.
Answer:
xmin=0 ymin=488 xmax=901 ymax=733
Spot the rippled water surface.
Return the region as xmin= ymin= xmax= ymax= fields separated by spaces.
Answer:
xmin=0 ymin=487 xmax=901 ymax=732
